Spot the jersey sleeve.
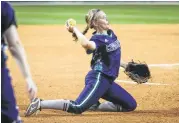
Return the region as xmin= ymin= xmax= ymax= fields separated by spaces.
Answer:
xmin=86 ymin=35 xmax=103 ymax=54
xmin=1 ymin=2 xmax=17 ymax=35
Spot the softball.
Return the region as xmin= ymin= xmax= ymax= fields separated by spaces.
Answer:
xmin=67 ymin=18 xmax=76 ymax=27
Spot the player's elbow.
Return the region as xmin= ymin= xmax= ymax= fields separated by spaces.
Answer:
xmin=82 ymin=43 xmax=91 ymax=50
xmin=9 ymin=45 xmax=17 ymax=57
xmin=8 ymin=41 xmax=22 ymax=57
xmin=82 ymin=41 xmax=96 ymax=51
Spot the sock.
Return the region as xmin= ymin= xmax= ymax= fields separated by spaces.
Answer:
xmin=40 ymin=99 xmax=70 ymax=111
xmin=97 ymin=101 xmax=122 ymax=112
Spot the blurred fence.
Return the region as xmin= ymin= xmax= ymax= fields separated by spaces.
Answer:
xmin=10 ymin=1 xmax=179 ymax=6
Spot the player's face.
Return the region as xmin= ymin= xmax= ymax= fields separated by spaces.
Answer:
xmin=96 ymin=11 xmax=109 ymax=30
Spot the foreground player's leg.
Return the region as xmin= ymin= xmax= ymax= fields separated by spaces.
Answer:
xmin=1 ymin=66 xmax=22 ymax=122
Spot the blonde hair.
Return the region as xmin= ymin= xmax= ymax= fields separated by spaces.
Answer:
xmin=72 ymin=9 xmax=100 ymax=41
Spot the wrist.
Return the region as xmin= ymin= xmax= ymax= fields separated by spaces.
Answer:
xmin=121 ymin=62 xmax=127 ymax=69
xmin=73 ymin=27 xmax=77 ymax=33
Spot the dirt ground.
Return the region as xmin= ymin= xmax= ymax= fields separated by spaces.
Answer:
xmin=7 ymin=24 xmax=179 ymax=123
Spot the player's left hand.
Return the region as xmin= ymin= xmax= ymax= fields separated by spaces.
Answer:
xmin=124 ymin=60 xmax=151 ymax=84
xmin=25 ymin=78 xmax=37 ymax=102
xmin=65 ymin=18 xmax=76 ymax=33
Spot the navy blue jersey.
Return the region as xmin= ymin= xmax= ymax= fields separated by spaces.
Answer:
xmin=1 ymin=2 xmax=17 ymax=67
xmin=87 ymin=29 xmax=121 ymax=78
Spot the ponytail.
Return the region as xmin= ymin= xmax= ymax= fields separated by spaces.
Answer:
xmin=82 ymin=26 xmax=89 ymax=35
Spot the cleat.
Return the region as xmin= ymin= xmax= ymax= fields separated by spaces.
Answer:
xmin=25 ymin=98 xmax=41 ymax=117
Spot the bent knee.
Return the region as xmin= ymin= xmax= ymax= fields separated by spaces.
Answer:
xmin=118 ymin=98 xmax=137 ymax=112
xmin=127 ymin=99 xmax=137 ymax=111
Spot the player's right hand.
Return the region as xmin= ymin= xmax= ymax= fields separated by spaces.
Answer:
xmin=66 ymin=25 xmax=74 ymax=33
xmin=26 ymin=78 xmax=37 ymax=102
xmin=65 ymin=18 xmax=76 ymax=33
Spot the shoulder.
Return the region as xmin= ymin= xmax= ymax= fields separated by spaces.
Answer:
xmin=90 ymin=29 xmax=118 ymax=42
xmin=107 ymin=29 xmax=117 ymax=39
xmin=1 ymin=2 xmax=17 ymax=34
xmin=90 ymin=30 xmax=108 ymax=42
xmin=1 ymin=2 xmax=15 ymax=16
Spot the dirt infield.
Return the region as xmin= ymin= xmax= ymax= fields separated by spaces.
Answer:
xmin=7 ymin=24 xmax=179 ymax=123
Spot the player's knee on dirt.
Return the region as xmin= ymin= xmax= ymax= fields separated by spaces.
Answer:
xmin=124 ymin=98 xmax=137 ymax=111
xmin=67 ymin=101 xmax=85 ymax=114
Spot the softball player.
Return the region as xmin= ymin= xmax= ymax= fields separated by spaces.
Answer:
xmin=25 ymin=9 xmax=136 ymax=116
xmin=1 ymin=2 xmax=37 ymax=122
